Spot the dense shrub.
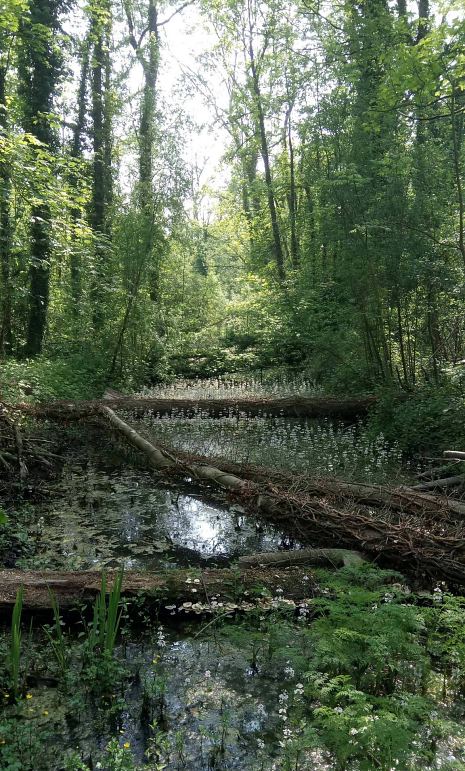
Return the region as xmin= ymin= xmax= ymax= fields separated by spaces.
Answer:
xmin=368 ymin=386 xmax=465 ymax=456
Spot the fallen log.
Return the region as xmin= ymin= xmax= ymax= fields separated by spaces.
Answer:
xmin=444 ymin=451 xmax=465 ymax=461
xmin=239 ymin=548 xmax=367 ymax=569
xmin=142 ymin=444 xmax=465 ymax=519
xmin=285 ymin=479 xmax=465 ymax=518
xmin=21 ymin=394 xmax=377 ymax=421
xmin=417 ymin=463 xmax=461 ymax=481
xmin=98 ymin=406 xmax=465 ymax=584
xmin=0 ymin=567 xmax=318 ymax=610
xmin=410 ymin=475 xmax=465 ymax=491
xmin=100 ymin=405 xmax=247 ymax=492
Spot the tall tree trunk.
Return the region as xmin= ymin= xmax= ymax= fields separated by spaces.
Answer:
xmin=286 ymin=109 xmax=299 ymax=269
xmin=139 ymin=0 xmax=158 ymax=211
xmin=451 ymin=91 xmax=465 ymax=268
xmin=110 ymin=0 xmax=160 ymax=376
xmin=18 ymin=0 xmax=61 ymax=356
xmin=89 ymin=0 xmax=112 ymax=330
xmin=246 ymin=4 xmax=285 ymax=281
xmin=249 ymin=61 xmax=285 ymax=280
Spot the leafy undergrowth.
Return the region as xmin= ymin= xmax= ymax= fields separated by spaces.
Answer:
xmin=367 ymin=385 xmax=465 ymax=457
xmin=1 ymin=566 xmax=465 ymax=770
xmin=0 ymin=355 xmax=108 ymax=402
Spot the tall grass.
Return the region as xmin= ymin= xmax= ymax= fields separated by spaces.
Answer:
xmin=45 ymin=592 xmax=68 ymax=675
xmin=88 ymin=568 xmax=124 ymax=655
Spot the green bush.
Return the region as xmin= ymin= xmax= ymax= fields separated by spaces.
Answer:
xmin=0 ymin=355 xmax=108 ymax=402
xmin=367 ymin=385 xmax=465 ymax=455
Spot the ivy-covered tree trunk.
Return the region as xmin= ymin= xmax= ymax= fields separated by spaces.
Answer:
xmin=109 ymin=0 xmax=160 ymax=377
xmin=137 ymin=0 xmax=160 ymax=302
xmin=0 ymin=62 xmax=13 ymax=356
xmin=18 ymin=0 xmax=61 ymax=356
xmin=139 ymin=0 xmax=158 ymax=212
xmin=343 ymin=0 xmax=399 ymax=383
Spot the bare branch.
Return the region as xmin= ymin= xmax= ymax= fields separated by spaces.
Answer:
xmin=158 ymin=0 xmax=195 ymax=27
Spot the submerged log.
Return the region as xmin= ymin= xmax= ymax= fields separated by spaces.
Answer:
xmin=22 ymin=394 xmax=377 ymax=421
xmin=239 ymin=548 xmax=367 ymax=568
xmin=0 ymin=567 xmax=318 ymax=610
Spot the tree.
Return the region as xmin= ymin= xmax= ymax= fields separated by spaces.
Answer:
xmin=18 ymin=0 xmax=64 ymax=355
xmin=89 ymin=0 xmax=113 ymax=330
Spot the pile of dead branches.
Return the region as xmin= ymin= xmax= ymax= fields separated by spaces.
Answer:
xmin=0 ymin=404 xmax=60 ymax=484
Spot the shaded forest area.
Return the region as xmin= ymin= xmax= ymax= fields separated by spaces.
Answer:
xmin=1 ymin=0 xmax=465 ymax=454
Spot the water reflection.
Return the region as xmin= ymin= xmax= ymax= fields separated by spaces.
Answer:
xmin=30 ymin=465 xmax=295 ymax=571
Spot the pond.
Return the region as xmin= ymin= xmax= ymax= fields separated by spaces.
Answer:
xmin=3 ymin=613 xmax=341 ymax=771
xmin=15 ymin=462 xmax=295 ymax=572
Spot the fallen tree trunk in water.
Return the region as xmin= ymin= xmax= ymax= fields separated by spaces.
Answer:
xmin=98 ymin=406 xmax=465 ymax=584
xmin=0 ymin=567 xmax=318 ymax=610
xmin=140 ymin=446 xmax=465 ymax=520
xmin=21 ymin=394 xmax=377 ymax=421
xmin=239 ymin=548 xmax=367 ymax=568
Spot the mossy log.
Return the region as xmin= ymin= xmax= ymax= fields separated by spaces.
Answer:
xmin=0 ymin=567 xmax=318 ymax=610
xmin=239 ymin=548 xmax=367 ymax=568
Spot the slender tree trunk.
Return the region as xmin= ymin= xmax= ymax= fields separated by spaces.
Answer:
xmin=139 ymin=0 xmax=158 ymax=211
xmin=286 ymin=110 xmax=299 ymax=268
xmin=139 ymin=0 xmax=160 ymax=301
xmin=246 ymin=16 xmax=285 ymax=280
xmin=26 ymin=203 xmax=52 ymax=355
xmin=451 ymin=92 xmax=465 ymax=268
xmin=90 ymin=16 xmax=105 ymax=328
xmin=89 ymin=0 xmax=112 ymax=330
xmin=69 ymin=32 xmax=91 ymax=314
xmin=103 ymin=20 xmax=113 ymax=224
xmin=251 ymin=69 xmax=285 ymax=279
xmin=396 ymin=298 xmax=410 ymax=389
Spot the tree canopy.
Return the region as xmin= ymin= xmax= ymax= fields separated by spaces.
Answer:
xmin=0 ymin=0 xmax=464 ymax=393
